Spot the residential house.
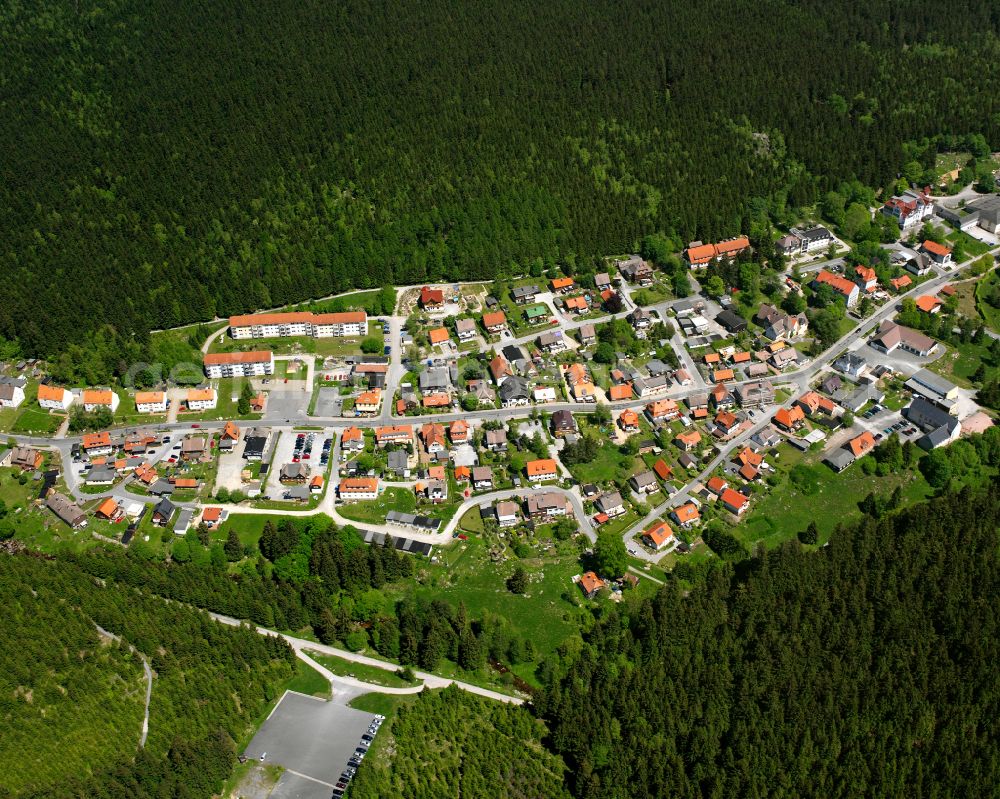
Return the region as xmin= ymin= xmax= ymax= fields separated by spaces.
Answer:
xmin=420 ymin=423 xmax=448 ymax=454
xmin=86 ymin=466 xmax=117 ymax=486
xmin=891 ymin=275 xmax=913 ymax=291
xmin=794 ymin=392 xmax=823 ymax=416
xmin=203 ymin=351 xmax=274 ymax=378
xmin=629 ymin=471 xmax=659 ymax=495
xmin=551 ymin=409 xmax=577 ymax=437
xmin=0 ymin=377 xmax=26 ymax=409
xmin=646 ymin=399 xmax=679 ymax=422
xmin=673 ymin=369 xmax=693 ymax=387
xmin=82 ymin=389 xmax=120 ymax=413
xmin=10 ymin=446 xmax=43 ymax=470
xmin=848 ymin=431 xmax=876 ymax=459
xmin=675 ymin=430 xmax=702 ymax=451
xmin=499 ymin=376 xmax=531 ymax=408
xmin=756 ymin=304 xmax=808 ymax=341
xmin=375 ymin=425 xmax=413 ymax=447
xmin=920 ymin=239 xmax=953 ymax=265
xmin=466 ymin=378 xmax=497 ymax=406
xmin=201 ymin=507 xmax=226 ymax=528
xmin=563 ymin=295 xmax=588 ymax=314
xmin=387 ymin=449 xmax=410 ymax=478
xmin=455 ymin=318 xmax=478 ymax=341
xmin=671 ymin=502 xmax=701 ymax=527
xmin=339 ymin=477 xmax=380 ymax=500
xmin=734 ymin=380 xmax=775 ymax=409
xmin=751 ymin=425 xmax=782 ymax=450
xmin=642 ymin=521 xmax=674 ymax=551
xmin=341 ymin=426 xmax=365 ymax=453
xmin=428 ymin=327 xmax=450 ymax=346
xmin=95 ymin=498 xmax=124 ymax=522
xmin=904 ymin=253 xmax=934 ymax=276
xmin=833 ymin=352 xmax=868 ymax=378
xmin=482 ymin=311 xmax=507 ymax=334
xmin=449 ymin=419 xmax=470 ymax=443
xmin=180 ymin=436 xmax=208 ymax=461
xmin=526 ymin=458 xmax=558 ymax=482
xmin=628 ymin=307 xmax=652 ymax=337
xmin=716 ymin=309 xmax=748 ymax=334
xmin=356 ymin=389 xmax=382 ymax=415
xmin=820 ymin=375 xmax=843 ymax=395
xmin=81 ymin=431 xmax=113 ymax=456
xmin=618 ymin=409 xmax=640 ymax=433
xmin=551 ymin=277 xmax=576 ymax=294
xmin=471 ymin=466 xmax=493 ymax=491
xmin=812 ymin=270 xmax=859 ymax=307
xmin=594 ymin=272 xmax=612 ymax=291
xmin=633 ymin=375 xmax=669 ymax=398
xmin=46 ymin=492 xmax=88 ymax=528
xmin=578 ymin=323 xmax=597 ymax=346
xmin=769 ymin=348 xmax=799 ymax=371
xmin=525 ymin=492 xmax=569 ymax=519
xmin=280 ymin=463 xmax=311 ymax=483
xmin=915 ymin=295 xmax=942 ymax=314
xmin=489 ymin=355 xmax=512 ymax=385
xmin=596 ymin=490 xmax=626 ymax=517
xmin=494 ymin=500 xmax=521 ymax=527
xmin=186 ymin=388 xmax=217 ymax=411
xmin=538 ymin=331 xmax=566 ymax=353
xmin=152 ymin=498 xmax=176 ymax=526
xmin=854 ymin=266 xmax=878 ymax=292
xmin=686 ymin=392 xmax=710 ymax=415
xmin=37 ymin=383 xmax=74 ymax=411
xmin=579 ymin=571 xmax=606 ymax=599
xmin=653 ymin=459 xmax=673 ymax=482
xmin=773 ymin=406 xmax=805 ymax=431
xmin=706 ymin=476 xmax=728 ymax=496
xmin=713 ymin=410 xmax=741 ymax=437
xmin=709 ymin=384 xmax=734 ymax=409
xmin=512 ymin=285 xmax=540 ymax=305
xmin=824 ymin=448 xmax=857 ymax=472
xmin=420 ymin=286 xmax=445 ymax=310
xmin=484 ymin=428 xmax=508 ymax=452
xmin=609 ymin=383 xmax=633 ymax=401
xmin=870 ymin=320 xmax=937 ymax=356
xmin=712 ymin=368 xmax=736 ymax=383
xmin=720 ymin=488 xmax=750 ymax=515
xmin=533 ymin=385 xmax=557 ymax=403
xmin=419 ymin=367 xmax=454 ymax=395
xmin=616 ymin=255 xmax=653 ymax=284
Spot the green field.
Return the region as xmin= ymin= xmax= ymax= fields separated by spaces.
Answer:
xmin=975 ymin=270 xmax=1000 ymax=332
xmin=337 ymin=486 xmax=416 ymax=524
xmin=306 ymin=651 xmax=417 ymax=688
xmin=925 ymin=339 xmax=998 ymax=388
xmin=736 ymin=446 xmax=934 ymax=548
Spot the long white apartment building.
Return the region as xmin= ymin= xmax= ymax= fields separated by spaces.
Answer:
xmin=203 ymin=351 xmax=275 ymax=379
xmin=229 ymin=311 xmax=367 ymax=339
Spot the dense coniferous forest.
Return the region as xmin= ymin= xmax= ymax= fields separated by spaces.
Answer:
xmin=534 ymin=482 xmax=1000 ymax=799
xmin=2 ymin=0 xmax=1000 ymax=371
xmin=349 ymin=687 xmax=571 ymax=799
xmin=0 ymin=551 xmax=296 ymax=798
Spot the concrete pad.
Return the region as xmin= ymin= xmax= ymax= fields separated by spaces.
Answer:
xmin=313 ymin=387 xmax=345 ymax=418
xmin=243 ymin=691 xmax=376 ymax=790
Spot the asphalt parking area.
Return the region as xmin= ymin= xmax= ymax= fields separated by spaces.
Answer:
xmin=243 ymin=691 xmax=376 ymax=796
xmin=264 ymin=387 xmax=311 ymax=421
xmin=313 ymin=387 xmax=345 ymax=418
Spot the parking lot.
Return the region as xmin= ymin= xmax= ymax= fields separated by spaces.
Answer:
xmin=214 ymin=443 xmax=247 ymax=494
xmin=243 ymin=691 xmax=378 ymax=799
xmin=264 ymin=428 xmax=333 ymax=498
xmin=263 ymin=384 xmax=311 ymax=421
xmin=313 ymin=387 xmax=346 ymax=417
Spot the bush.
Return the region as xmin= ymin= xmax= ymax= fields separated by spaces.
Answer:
xmin=345 ymin=630 xmax=369 ymax=651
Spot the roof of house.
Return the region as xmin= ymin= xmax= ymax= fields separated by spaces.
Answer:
xmin=707 ymin=476 xmax=728 ymax=494
xmin=855 ymin=265 xmax=877 ymax=282
xmin=429 ymin=327 xmax=450 ymax=344
xmin=82 ymin=431 xmax=113 ymax=448
xmin=564 ymin=296 xmax=588 ymax=310
xmin=482 ymin=310 xmax=507 ymax=328
xmin=609 ymin=383 xmax=633 ymax=401
xmin=720 ymin=488 xmax=749 ymax=510
xmin=376 ymin=424 xmax=413 ymax=439
xmin=421 ymin=286 xmax=445 ymax=304
xmin=647 ymin=399 xmax=677 ymax=417
xmin=579 ymin=571 xmax=606 ymax=594
xmin=342 ymin=426 xmax=363 ymax=442
xmin=551 ymin=277 xmax=575 ymax=290
xmin=848 ymin=431 xmax=876 ymax=457
xmin=713 ymin=369 xmax=735 ymax=383
xmin=891 ymin=275 xmax=913 ymax=289
xmin=814 ymin=269 xmax=858 ymax=298
xmin=921 ymin=239 xmax=952 ymax=257
xmin=96 ymin=498 xmax=120 ymax=517
xmin=872 ymin=320 xmax=936 ymax=354
xmin=643 ymin=521 xmax=673 ymax=547
xmin=230 ymin=311 xmax=365 ymax=327
xmin=203 ymin=350 xmax=272 ymax=365
xmin=526 ymin=458 xmax=558 ymax=476
xmin=340 ymin=477 xmax=379 ymax=492
xmin=673 ymin=503 xmax=700 ymax=523
xmin=82 ymin=389 xmax=115 ymax=405
xmin=357 ymin=389 xmax=382 ymax=406
xmin=915 ymin=295 xmax=942 ymax=312
xmin=37 ymin=384 xmax=68 ymax=402
xmin=653 ymin=459 xmax=672 ymax=480
xmin=774 ymin=406 xmax=805 ymax=427
xmin=676 ymin=430 xmax=701 ymax=447
xmin=202 ymin=507 xmax=223 ymax=522
xmin=186 ymin=388 xmax=216 ymax=402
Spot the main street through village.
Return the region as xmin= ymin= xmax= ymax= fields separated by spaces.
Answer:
xmin=9 ymin=241 xmax=995 ymax=565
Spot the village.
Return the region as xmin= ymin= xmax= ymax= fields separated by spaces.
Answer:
xmin=1 ymin=179 xmax=999 ymax=601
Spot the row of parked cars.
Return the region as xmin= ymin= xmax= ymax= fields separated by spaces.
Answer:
xmin=332 ymin=714 xmax=385 ymax=798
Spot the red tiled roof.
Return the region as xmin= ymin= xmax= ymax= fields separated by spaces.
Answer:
xmin=921 ymin=239 xmax=952 ymax=257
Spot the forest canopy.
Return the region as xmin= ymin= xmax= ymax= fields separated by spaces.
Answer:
xmin=2 ymin=0 xmax=1000 ymax=367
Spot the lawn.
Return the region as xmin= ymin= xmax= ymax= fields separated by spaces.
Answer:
xmin=348 ymin=692 xmax=417 ymax=718
xmin=736 ymin=450 xmax=934 ymax=549
xmin=282 ymin=658 xmax=332 ymax=700
xmin=337 ymin=487 xmax=416 ymax=524
xmin=975 ymin=270 xmax=1000 ymax=333
xmin=10 ymin=405 xmax=61 ymax=435
xmin=306 ymin=651 xmax=417 ymax=688
xmin=925 ymin=339 xmax=998 ymax=388
xmin=946 ymin=230 xmax=992 ymax=258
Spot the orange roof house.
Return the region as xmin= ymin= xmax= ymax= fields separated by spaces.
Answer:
xmin=454 ymin=465 xmax=471 ymax=481
xmin=202 ymin=507 xmax=223 ymax=525
xmin=706 ymin=476 xmax=728 ymax=495
xmin=420 ymin=423 xmax=447 ymax=450
xmin=426 ymin=465 xmax=446 ymax=480
xmin=795 ymin=391 xmax=822 ymax=415
xmin=489 ymin=355 xmax=512 ymax=383
xmin=854 ymin=265 xmax=877 ymax=289
xmin=429 ymin=327 xmax=450 ymax=345
xmin=686 ymin=242 xmax=718 ymax=266
xmin=81 ymin=431 xmax=113 ymax=450
xmin=609 ymin=383 xmax=633 ymax=401
xmin=619 ymin=409 xmax=640 ymax=430
xmin=686 ymin=237 xmax=750 ymax=266
xmin=647 ymin=399 xmax=678 ymax=419
xmin=37 ymin=384 xmax=68 ymax=404
xmin=222 ymin=421 xmax=240 ymax=440
xmin=891 ymin=275 xmax=912 ymax=290
xmin=940 ymin=284 xmax=956 ymax=297
xmin=704 ymin=352 xmax=721 ymax=364
xmin=814 ymin=270 xmax=859 ymax=304
xmin=671 ymin=502 xmax=701 ymax=525
xmin=915 ymin=295 xmax=942 ymax=313
xmin=848 ymin=431 xmax=876 ymax=458
xmin=95 ymin=498 xmax=121 ymax=520
xmin=653 ymin=459 xmax=673 ymax=480
xmin=731 ymin=351 xmax=751 ymax=364
xmin=203 ymin=350 xmax=273 ymax=366
xmin=551 ymin=277 xmax=575 ymax=292
xmin=739 ymin=463 xmax=760 ymax=481
xmin=720 ymin=488 xmax=749 ymax=514
xmin=526 ymin=458 xmax=558 ymax=480
xmin=422 ymin=393 xmax=451 ymax=408
xmin=712 ymin=369 xmax=735 ymax=383
xmin=579 ymin=571 xmax=606 ymax=597
xmin=564 ymin=296 xmax=588 ymax=312
xmin=642 ymin=521 xmax=674 ymax=550
xmin=482 ymin=310 xmax=507 ymax=330
xmin=920 ymin=239 xmax=952 ymax=258
xmin=675 ymin=430 xmax=702 ymax=451
xmin=736 ymin=447 xmax=763 ymax=468
xmin=449 ymin=420 xmax=469 ymax=441
xmin=773 ymin=405 xmax=805 ymax=430
xmin=82 ymin=389 xmax=115 ymax=406
xmin=420 ymin=286 xmax=445 ymax=307
xmin=342 ymin=426 xmax=363 ymax=445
